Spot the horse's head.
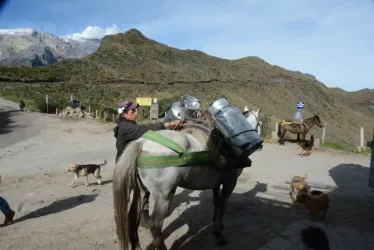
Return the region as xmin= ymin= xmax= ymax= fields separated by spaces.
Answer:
xmin=313 ymin=114 xmax=323 ymax=128
xmin=243 ymin=106 xmax=262 ymax=135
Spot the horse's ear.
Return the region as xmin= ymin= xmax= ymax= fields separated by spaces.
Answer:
xmin=244 ymin=105 xmax=249 ymax=112
xmin=257 ymin=106 xmax=262 ymax=115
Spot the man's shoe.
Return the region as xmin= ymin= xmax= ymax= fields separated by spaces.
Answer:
xmin=1 ymin=210 xmax=15 ymax=227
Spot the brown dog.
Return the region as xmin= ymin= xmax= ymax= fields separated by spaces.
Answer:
xmin=68 ymin=159 xmax=107 ymax=187
xmin=297 ymin=192 xmax=329 ymax=221
xmin=300 ymin=135 xmax=314 ymax=157
xmin=290 ymin=174 xmax=310 ymax=205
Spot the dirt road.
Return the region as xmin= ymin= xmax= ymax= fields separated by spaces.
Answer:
xmin=0 ymin=98 xmax=373 ymax=250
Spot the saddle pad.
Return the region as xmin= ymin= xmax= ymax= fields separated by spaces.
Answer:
xmin=141 ymin=130 xmax=185 ymax=155
xmin=281 ymin=120 xmax=302 ymax=126
xmin=138 ymin=151 xmax=211 ymax=168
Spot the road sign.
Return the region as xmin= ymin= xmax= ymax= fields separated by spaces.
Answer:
xmin=136 ymin=97 xmax=152 ymax=106
xmin=46 ymin=95 xmax=49 ymax=104
xmin=297 ymin=101 xmax=304 ymax=110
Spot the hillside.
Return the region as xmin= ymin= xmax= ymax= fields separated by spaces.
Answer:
xmin=0 ymin=28 xmax=373 ymax=150
xmin=0 ymin=28 xmax=100 ymax=66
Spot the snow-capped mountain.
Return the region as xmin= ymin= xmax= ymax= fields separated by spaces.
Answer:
xmin=0 ymin=28 xmax=101 ymax=67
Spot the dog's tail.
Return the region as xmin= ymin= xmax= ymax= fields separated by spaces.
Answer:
xmin=301 ymin=226 xmax=330 ymax=250
xmin=113 ymin=140 xmax=143 ymax=250
xmin=100 ymin=159 xmax=107 ymax=166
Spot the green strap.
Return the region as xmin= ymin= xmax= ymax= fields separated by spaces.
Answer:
xmin=138 ymin=151 xmax=211 ymax=168
xmin=141 ymin=130 xmax=185 ymax=154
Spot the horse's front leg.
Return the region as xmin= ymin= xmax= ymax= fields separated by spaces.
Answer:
xmin=212 ymin=185 xmax=220 ymax=226
xmin=213 ymin=181 xmax=237 ymax=245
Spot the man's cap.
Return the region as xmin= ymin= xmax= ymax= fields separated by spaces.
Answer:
xmin=118 ymin=101 xmax=139 ymax=114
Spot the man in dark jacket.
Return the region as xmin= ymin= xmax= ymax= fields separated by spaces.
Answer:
xmin=19 ymin=100 xmax=25 ymax=112
xmin=113 ymin=101 xmax=182 ymax=163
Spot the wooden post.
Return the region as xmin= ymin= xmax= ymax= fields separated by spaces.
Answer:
xmin=275 ymin=121 xmax=279 ymax=135
xmin=322 ymin=123 xmax=326 ymax=144
xmin=360 ymin=127 xmax=364 ymax=148
xmin=314 ymin=138 xmax=320 ymax=149
xmin=95 ymin=110 xmax=98 ymax=119
xmin=88 ymin=107 xmax=91 ymax=114
xmin=112 ymin=114 xmax=115 ymax=123
xmin=104 ymin=111 xmax=108 ymax=122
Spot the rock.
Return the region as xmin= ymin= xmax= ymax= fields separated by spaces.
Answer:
xmin=59 ymin=107 xmax=85 ymax=119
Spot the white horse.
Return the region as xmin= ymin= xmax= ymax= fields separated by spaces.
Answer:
xmin=244 ymin=105 xmax=262 ymax=136
xmin=113 ymin=107 xmax=263 ymax=250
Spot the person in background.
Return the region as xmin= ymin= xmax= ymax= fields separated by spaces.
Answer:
xmin=0 ymin=196 xmax=15 ymax=227
xmin=113 ymin=101 xmax=182 ymax=163
xmin=19 ymin=99 xmax=25 ymax=112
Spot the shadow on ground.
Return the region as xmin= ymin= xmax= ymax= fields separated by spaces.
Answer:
xmin=139 ymin=163 xmax=374 ymax=250
xmin=13 ymin=194 xmax=98 ymax=224
xmin=0 ymin=110 xmax=19 ymax=135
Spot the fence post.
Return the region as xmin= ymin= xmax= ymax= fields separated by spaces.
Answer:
xmin=112 ymin=114 xmax=115 ymax=123
xmin=271 ymin=120 xmax=279 ymax=140
xmin=95 ymin=110 xmax=98 ymax=119
xmin=314 ymin=138 xmax=320 ymax=148
xmin=275 ymin=120 xmax=279 ymax=135
xmin=321 ymin=123 xmax=326 ymax=144
xmin=360 ymin=127 xmax=364 ymax=148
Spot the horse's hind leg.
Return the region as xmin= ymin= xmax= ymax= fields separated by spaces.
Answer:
xmin=139 ymin=188 xmax=151 ymax=228
xmin=280 ymin=129 xmax=287 ymax=145
xmin=150 ymin=189 xmax=176 ymax=250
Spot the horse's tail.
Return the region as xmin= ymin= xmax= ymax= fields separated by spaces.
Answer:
xmin=113 ymin=140 xmax=143 ymax=250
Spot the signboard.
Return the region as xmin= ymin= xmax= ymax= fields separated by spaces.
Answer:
xmin=150 ymin=103 xmax=159 ymax=120
xmin=136 ymin=97 xmax=152 ymax=106
xmin=297 ymin=101 xmax=304 ymax=109
xmin=46 ymin=95 xmax=49 ymax=104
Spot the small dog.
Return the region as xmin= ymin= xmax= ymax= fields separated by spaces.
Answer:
xmin=68 ymin=159 xmax=107 ymax=187
xmin=290 ymin=174 xmax=310 ymax=205
xmin=300 ymin=135 xmax=314 ymax=157
xmin=296 ymin=192 xmax=329 ymax=221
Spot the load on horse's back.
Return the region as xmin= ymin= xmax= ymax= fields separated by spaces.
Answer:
xmin=113 ymin=95 xmax=264 ymax=250
xmin=278 ymin=114 xmax=323 ymax=145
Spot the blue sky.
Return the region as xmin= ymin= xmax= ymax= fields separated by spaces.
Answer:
xmin=0 ymin=0 xmax=373 ymax=91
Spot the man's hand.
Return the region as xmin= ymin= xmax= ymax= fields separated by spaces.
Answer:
xmin=165 ymin=120 xmax=182 ymax=128
xmin=170 ymin=120 xmax=182 ymax=127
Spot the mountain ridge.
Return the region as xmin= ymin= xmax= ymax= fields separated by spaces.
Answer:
xmin=0 ymin=28 xmax=373 ymax=149
xmin=0 ymin=28 xmax=101 ymax=67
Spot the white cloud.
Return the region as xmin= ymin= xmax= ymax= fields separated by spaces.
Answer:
xmin=66 ymin=24 xmax=120 ymax=40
